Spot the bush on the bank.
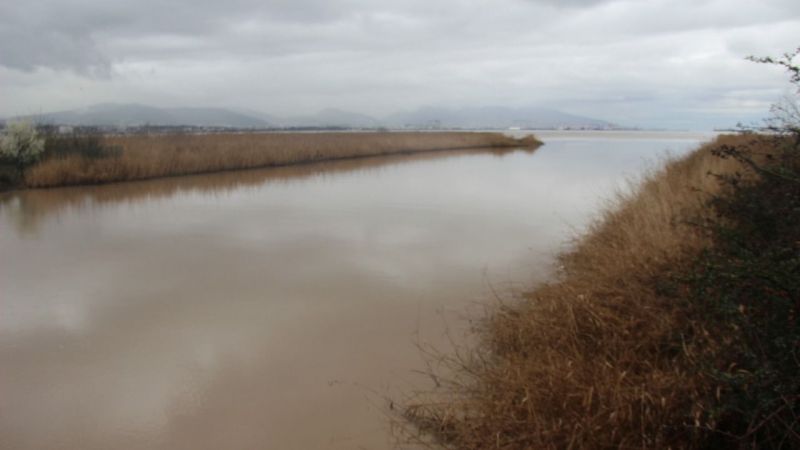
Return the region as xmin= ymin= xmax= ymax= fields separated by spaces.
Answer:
xmin=0 ymin=121 xmax=45 ymax=181
xmin=686 ymin=47 xmax=800 ymax=448
xmin=688 ymin=138 xmax=800 ymax=447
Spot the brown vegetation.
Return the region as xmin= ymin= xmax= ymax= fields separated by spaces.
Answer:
xmin=402 ymin=135 xmax=780 ymax=449
xmin=2 ymin=147 xmax=520 ymax=234
xmin=23 ymin=131 xmax=540 ymax=188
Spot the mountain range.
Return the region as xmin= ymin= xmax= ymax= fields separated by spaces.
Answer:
xmin=5 ymin=103 xmax=617 ymax=130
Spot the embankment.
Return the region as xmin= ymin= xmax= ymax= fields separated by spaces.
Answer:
xmin=403 ymin=134 xmax=799 ymax=448
xmin=23 ymin=131 xmax=540 ymax=188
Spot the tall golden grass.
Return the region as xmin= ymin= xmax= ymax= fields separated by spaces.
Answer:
xmin=402 ymin=135 xmax=761 ymax=449
xmin=24 ymin=132 xmax=540 ymax=188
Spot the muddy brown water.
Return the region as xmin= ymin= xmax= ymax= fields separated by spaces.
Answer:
xmin=0 ymin=132 xmax=713 ymax=449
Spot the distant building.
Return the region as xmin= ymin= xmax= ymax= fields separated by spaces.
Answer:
xmin=58 ymin=125 xmax=74 ymax=134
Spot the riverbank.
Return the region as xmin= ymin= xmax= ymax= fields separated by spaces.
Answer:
xmin=403 ymin=134 xmax=799 ymax=448
xmin=17 ymin=131 xmax=540 ymax=188
xmin=1 ymin=148 xmax=524 ymax=234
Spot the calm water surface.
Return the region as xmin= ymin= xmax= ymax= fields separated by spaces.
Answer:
xmin=0 ymin=132 xmax=713 ymax=449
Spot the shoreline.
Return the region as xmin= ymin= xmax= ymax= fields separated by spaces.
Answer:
xmin=16 ymin=131 xmax=541 ymax=189
xmin=402 ymin=133 xmax=799 ymax=448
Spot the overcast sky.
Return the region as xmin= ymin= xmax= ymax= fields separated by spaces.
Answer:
xmin=1 ymin=0 xmax=798 ymax=129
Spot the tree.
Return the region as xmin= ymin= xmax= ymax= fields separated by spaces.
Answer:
xmin=0 ymin=121 xmax=45 ymax=182
xmin=748 ymin=47 xmax=800 ymax=139
xmin=711 ymin=47 xmax=800 ymax=182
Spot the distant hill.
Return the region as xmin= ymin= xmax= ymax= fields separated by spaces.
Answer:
xmin=4 ymin=103 xmax=616 ymax=130
xmin=17 ymin=103 xmax=272 ymax=128
xmin=385 ymin=106 xmax=614 ymax=129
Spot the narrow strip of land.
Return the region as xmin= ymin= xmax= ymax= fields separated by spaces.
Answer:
xmin=20 ymin=131 xmax=540 ymax=188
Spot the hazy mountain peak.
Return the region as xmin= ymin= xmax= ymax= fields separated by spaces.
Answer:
xmin=6 ymin=103 xmax=616 ymax=130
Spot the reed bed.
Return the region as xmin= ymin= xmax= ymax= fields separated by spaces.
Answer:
xmin=24 ymin=132 xmax=540 ymax=188
xmin=401 ymin=135 xmax=770 ymax=449
xmin=3 ymin=148 xmax=516 ymax=234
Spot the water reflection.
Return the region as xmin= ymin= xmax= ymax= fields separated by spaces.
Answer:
xmin=0 ymin=147 xmax=524 ymax=237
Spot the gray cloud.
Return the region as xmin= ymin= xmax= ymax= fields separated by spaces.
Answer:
xmin=522 ymin=0 xmax=617 ymax=8
xmin=0 ymin=3 xmax=109 ymax=74
xmin=1 ymin=0 xmax=798 ymax=129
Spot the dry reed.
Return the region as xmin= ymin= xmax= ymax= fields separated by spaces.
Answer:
xmin=3 ymin=148 xmax=516 ymax=234
xmin=24 ymin=132 xmax=540 ymax=188
xmin=401 ymin=135 xmax=759 ymax=449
